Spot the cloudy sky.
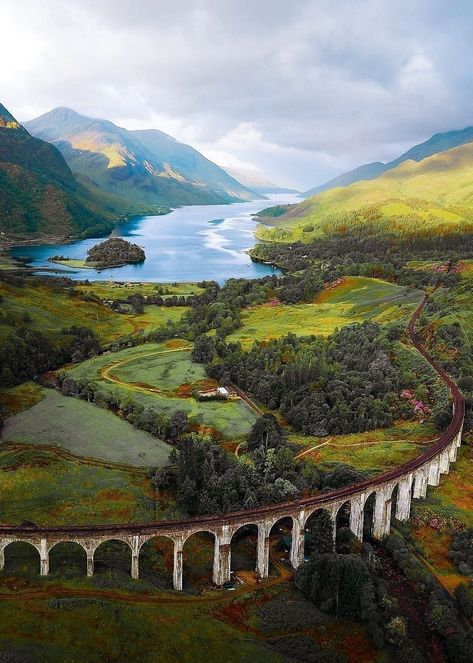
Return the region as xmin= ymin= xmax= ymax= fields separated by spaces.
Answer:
xmin=1 ymin=0 xmax=472 ymax=189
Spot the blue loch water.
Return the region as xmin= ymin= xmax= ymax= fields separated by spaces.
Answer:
xmin=11 ymin=193 xmax=299 ymax=283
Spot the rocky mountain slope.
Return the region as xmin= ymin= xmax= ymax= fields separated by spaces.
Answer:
xmin=25 ymin=108 xmax=257 ymax=212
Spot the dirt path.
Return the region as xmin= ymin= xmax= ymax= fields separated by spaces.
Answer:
xmin=293 ymin=436 xmax=436 ymax=460
xmin=294 ymin=440 xmax=331 ymax=459
xmin=0 ymin=560 xmax=292 ymax=607
xmin=101 ymin=347 xmax=192 ymax=397
xmin=1 ymin=442 xmax=147 ymax=475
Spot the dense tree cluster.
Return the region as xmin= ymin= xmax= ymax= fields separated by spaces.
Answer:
xmin=155 ymin=414 xmax=368 ymax=516
xmin=86 ymin=237 xmax=145 ymax=267
xmin=204 ymin=323 xmax=414 ymax=436
xmin=295 ymin=548 xmax=424 ymax=659
xmin=166 ymin=431 xmax=306 ymax=515
xmin=0 ymin=325 xmax=99 ymax=388
xmin=448 ymin=528 xmax=473 ymax=575
xmin=384 ymin=533 xmax=473 ymax=662
xmin=251 ymin=231 xmax=473 ymax=274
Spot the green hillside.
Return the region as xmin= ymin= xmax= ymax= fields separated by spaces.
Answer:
xmin=257 ymin=141 xmax=473 ymax=243
xmin=25 ymin=108 xmax=257 ymax=212
xmin=0 ymin=103 xmax=120 ymax=239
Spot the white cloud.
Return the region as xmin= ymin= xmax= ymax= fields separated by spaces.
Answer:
xmin=1 ymin=0 xmax=472 ymax=189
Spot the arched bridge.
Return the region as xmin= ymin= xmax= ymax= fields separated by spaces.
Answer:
xmin=0 ymin=297 xmax=465 ymax=590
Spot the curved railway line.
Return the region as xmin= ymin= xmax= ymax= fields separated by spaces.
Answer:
xmin=0 ymin=293 xmax=465 ymax=591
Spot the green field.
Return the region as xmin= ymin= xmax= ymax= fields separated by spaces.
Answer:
xmin=113 ymin=349 xmax=207 ymax=391
xmin=0 ymin=279 xmax=188 ymax=344
xmin=1 ymin=389 xmax=171 ymax=467
xmin=256 ymin=141 xmax=473 ymax=243
xmin=0 ymin=445 xmax=164 ymax=526
xmin=227 ymin=276 xmax=421 ymax=347
xmin=76 ymin=280 xmax=203 ymax=300
xmin=65 ymin=342 xmax=257 ymax=439
xmin=290 ymin=420 xmax=438 ymax=473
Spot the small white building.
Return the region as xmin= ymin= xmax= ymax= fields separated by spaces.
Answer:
xmin=217 ymin=387 xmax=229 ymax=398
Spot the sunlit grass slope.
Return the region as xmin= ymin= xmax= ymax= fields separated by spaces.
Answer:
xmin=227 ymin=276 xmax=422 ymax=347
xmin=0 ymin=279 xmax=187 ymax=344
xmin=257 ymin=142 xmax=473 ymax=242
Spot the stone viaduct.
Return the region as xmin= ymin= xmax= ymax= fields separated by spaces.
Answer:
xmin=0 ymin=297 xmax=465 ymax=591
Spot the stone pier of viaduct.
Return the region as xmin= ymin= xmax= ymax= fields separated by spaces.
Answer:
xmin=0 ymin=297 xmax=465 ymax=591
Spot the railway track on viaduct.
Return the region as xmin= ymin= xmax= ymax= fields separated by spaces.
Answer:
xmin=0 ymin=294 xmax=465 ymax=590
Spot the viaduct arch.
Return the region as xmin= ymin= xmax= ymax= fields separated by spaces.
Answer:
xmin=0 ymin=297 xmax=465 ymax=590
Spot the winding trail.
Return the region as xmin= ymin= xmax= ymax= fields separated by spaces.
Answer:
xmin=0 ymin=557 xmax=292 ymax=606
xmin=0 ymin=296 xmax=465 ymax=616
xmin=101 ymin=347 xmax=192 ymax=397
xmin=0 ymin=295 xmax=465 ymax=573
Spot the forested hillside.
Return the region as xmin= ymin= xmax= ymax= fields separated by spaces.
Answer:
xmin=0 ymin=103 xmax=119 ymax=239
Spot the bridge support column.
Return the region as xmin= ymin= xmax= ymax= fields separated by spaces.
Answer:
xmin=449 ymin=442 xmax=458 ymax=463
xmin=40 ymin=538 xmax=49 ymax=576
xmin=290 ymin=512 xmax=305 ymax=569
xmin=173 ymin=538 xmax=184 ymax=591
xmin=413 ymin=471 xmax=427 ymax=499
xmin=440 ymin=449 xmax=450 ymax=475
xmin=86 ymin=550 xmax=94 ymax=577
xmin=256 ymin=523 xmax=271 ymax=579
xmin=0 ymin=545 xmax=5 ymax=571
xmin=213 ymin=528 xmax=232 ymax=586
xmin=428 ymin=459 xmax=441 ymax=486
xmin=372 ymin=488 xmax=392 ymax=540
xmin=130 ymin=536 xmax=140 ymax=580
xmin=349 ymin=496 xmax=365 ymax=542
xmin=395 ymin=475 xmax=413 ymax=521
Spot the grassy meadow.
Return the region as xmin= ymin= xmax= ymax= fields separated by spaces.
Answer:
xmin=75 ymin=280 xmax=203 ymax=301
xmin=0 ymin=445 xmax=164 ymax=526
xmin=290 ymin=420 xmax=439 ymax=473
xmin=64 ymin=341 xmax=257 ymax=439
xmin=0 ymin=278 xmax=188 ymax=344
xmin=227 ymin=276 xmax=422 ymax=347
xmin=1 ymin=389 xmax=171 ymax=467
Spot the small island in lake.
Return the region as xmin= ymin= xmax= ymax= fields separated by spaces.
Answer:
xmin=86 ymin=238 xmax=146 ymax=268
xmin=49 ymin=238 xmax=146 ymax=270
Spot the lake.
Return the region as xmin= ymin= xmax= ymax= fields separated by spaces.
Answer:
xmin=10 ymin=193 xmax=299 ymax=283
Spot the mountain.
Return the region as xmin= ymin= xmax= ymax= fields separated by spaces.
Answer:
xmin=0 ymin=103 xmax=118 ymax=240
xmin=302 ymin=125 xmax=473 ymax=197
xmin=223 ymin=166 xmax=299 ymax=194
xmin=25 ymin=108 xmax=258 ymax=212
xmin=302 ymin=162 xmax=387 ymax=197
xmin=257 ymin=141 xmax=473 ymax=242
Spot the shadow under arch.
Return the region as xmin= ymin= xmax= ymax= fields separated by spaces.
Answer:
xmin=93 ymin=539 xmax=132 ymax=578
xmin=230 ymin=523 xmax=258 ymax=576
xmin=49 ymin=541 xmax=87 ymax=578
xmin=268 ymin=516 xmax=293 ymax=568
xmin=182 ymin=530 xmax=216 ymax=592
xmin=363 ymin=491 xmax=377 ymax=539
xmin=390 ymin=483 xmax=400 ymax=524
xmin=139 ymin=535 xmax=174 ymax=589
xmin=2 ymin=541 xmax=40 ymax=576
xmin=335 ymin=500 xmax=352 ymax=552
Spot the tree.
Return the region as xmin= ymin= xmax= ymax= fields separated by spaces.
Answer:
xmin=191 ymin=335 xmax=216 ymax=363
xmin=167 ymin=410 xmax=190 ymax=439
xmin=247 ymin=413 xmax=285 ymax=451
xmin=307 ymin=510 xmax=334 ymax=555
